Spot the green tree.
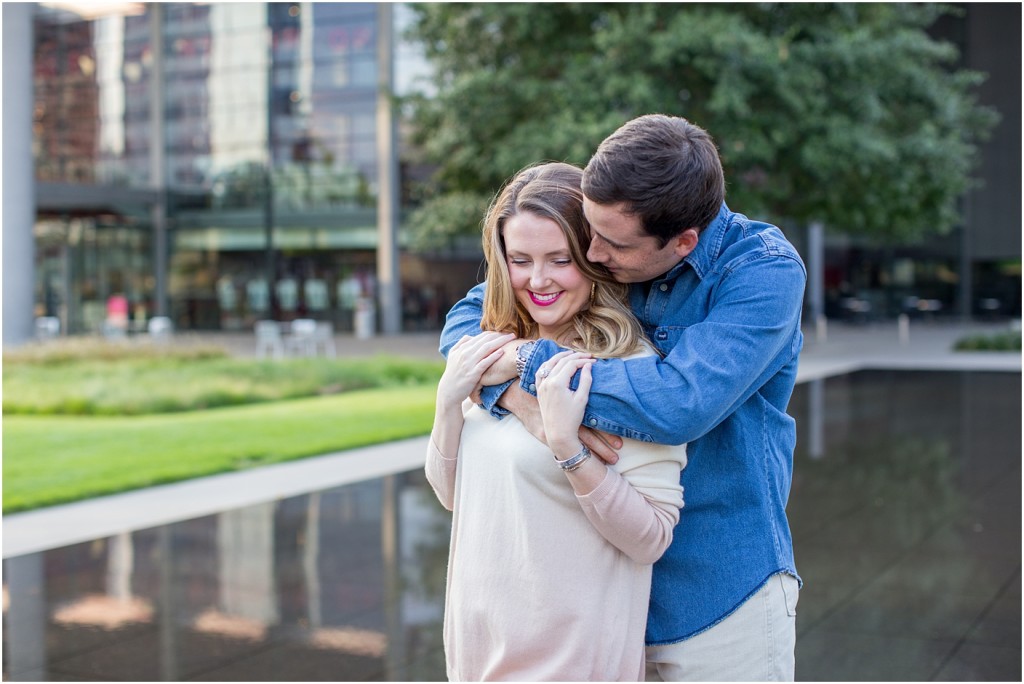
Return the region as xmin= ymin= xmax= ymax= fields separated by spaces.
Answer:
xmin=403 ymin=3 xmax=998 ymax=246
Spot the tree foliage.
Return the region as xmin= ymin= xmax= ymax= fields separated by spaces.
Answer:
xmin=402 ymin=3 xmax=998 ymax=246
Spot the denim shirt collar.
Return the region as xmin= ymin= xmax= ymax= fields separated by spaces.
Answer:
xmin=665 ymin=203 xmax=731 ymax=283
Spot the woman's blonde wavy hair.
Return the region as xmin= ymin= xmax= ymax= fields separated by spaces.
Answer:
xmin=480 ymin=162 xmax=647 ymax=359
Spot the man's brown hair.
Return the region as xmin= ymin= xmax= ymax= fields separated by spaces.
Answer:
xmin=582 ymin=114 xmax=725 ymax=246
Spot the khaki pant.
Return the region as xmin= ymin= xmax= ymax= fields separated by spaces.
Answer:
xmin=646 ymin=573 xmax=799 ymax=682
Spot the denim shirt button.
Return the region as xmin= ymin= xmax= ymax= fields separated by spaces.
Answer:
xmin=589 ymin=418 xmax=598 ymax=426
xmin=656 ymin=330 xmax=668 ymax=341
xmin=529 ymin=383 xmax=536 ymax=392
xmin=659 ymin=283 xmax=669 ymax=292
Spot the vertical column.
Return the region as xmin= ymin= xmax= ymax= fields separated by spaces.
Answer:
xmin=61 ymin=215 xmax=74 ymax=332
xmin=5 ymin=553 xmax=48 ymax=680
xmin=149 ymin=4 xmax=169 ymax=316
xmin=381 ymin=475 xmax=404 ymax=679
xmin=807 ymin=221 xmax=826 ymax=341
xmin=106 ymin=531 xmax=134 ymax=600
xmin=2 ymin=3 xmax=37 ymax=345
xmin=218 ymin=504 xmax=278 ymax=624
xmin=303 ymin=492 xmax=322 ymax=628
xmin=376 ymin=3 xmax=401 ymax=335
xmin=157 ymin=526 xmax=179 ymax=681
xmin=808 ymin=378 xmax=825 ymax=460
xmin=264 ymin=24 xmax=277 ymax=318
xmin=958 ymin=208 xmax=973 ymax=321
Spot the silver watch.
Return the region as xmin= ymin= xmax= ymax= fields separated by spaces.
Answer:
xmin=515 ymin=340 xmax=536 ymax=377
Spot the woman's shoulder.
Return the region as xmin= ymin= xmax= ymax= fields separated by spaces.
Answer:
xmin=616 ymin=339 xmax=661 ymax=361
xmin=614 ymin=438 xmax=687 ymax=471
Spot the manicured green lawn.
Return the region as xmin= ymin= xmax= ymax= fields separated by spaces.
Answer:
xmin=2 ymin=341 xmax=449 ymax=513
xmin=2 ymin=385 xmax=438 ymax=514
xmin=3 ymin=351 xmax=444 ymax=415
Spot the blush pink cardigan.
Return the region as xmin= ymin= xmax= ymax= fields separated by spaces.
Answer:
xmin=426 ymin=400 xmax=686 ymax=681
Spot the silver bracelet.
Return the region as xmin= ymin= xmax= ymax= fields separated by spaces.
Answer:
xmin=555 ymin=444 xmax=592 ymax=472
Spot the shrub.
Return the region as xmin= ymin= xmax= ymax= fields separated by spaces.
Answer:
xmin=953 ymin=331 xmax=1022 ymax=351
xmin=3 ymin=348 xmax=444 ymax=416
xmin=2 ymin=336 xmax=229 ymax=365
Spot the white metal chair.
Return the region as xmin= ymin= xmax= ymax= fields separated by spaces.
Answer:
xmin=286 ymin=318 xmax=318 ymax=357
xmin=313 ymin=321 xmax=337 ymax=358
xmin=255 ymin=320 xmax=285 ymax=359
xmin=35 ymin=316 xmax=60 ymax=340
xmin=147 ymin=316 xmax=173 ymax=341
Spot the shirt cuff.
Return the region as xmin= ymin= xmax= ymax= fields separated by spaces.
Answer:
xmin=518 ymin=338 xmax=563 ymax=396
xmin=479 ymin=379 xmax=514 ymax=418
xmin=519 ymin=338 xmax=582 ymax=395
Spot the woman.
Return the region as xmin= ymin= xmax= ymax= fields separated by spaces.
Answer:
xmin=425 ymin=162 xmax=687 ymax=681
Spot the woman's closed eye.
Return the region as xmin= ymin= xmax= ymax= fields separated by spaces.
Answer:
xmin=508 ymin=258 xmax=572 ymax=267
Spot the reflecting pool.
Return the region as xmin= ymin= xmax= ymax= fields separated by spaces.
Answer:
xmin=3 ymin=371 xmax=1020 ymax=681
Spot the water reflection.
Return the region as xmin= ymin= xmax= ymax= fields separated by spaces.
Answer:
xmin=788 ymin=371 xmax=1021 ymax=681
xmin=3 ymin=371 xmax=1020 ymax=681
xmin=3 ymin=472 xmax=452 ymax=681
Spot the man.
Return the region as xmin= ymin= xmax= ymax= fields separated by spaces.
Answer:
xmin=440 ymin=114 xmax=806 ymax=681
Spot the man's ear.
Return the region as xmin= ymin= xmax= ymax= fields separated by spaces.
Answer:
xmin=671 ymin=228 xmax=700 ymax=259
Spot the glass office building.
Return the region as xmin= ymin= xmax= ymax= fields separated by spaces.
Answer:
xmin=27 ymin=2 xmax=468 ymax=335
xmin=8 ymin=2 xmax=1020 ymax=340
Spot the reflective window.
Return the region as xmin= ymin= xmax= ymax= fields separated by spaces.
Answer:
xmin=32 ymin=2 xmax=444 ymax=333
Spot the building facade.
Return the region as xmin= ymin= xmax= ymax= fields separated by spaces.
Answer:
xmin=8 ymin=2 xmax=475 ymax=341
xmin=810 ymin=3 xmax=1022 ymax=324
xmin=2 ymin=2 xmax=1020 ymax=344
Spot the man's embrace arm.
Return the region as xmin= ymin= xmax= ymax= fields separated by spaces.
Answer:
xmin=516 ymin=254 xmax=807 ymax=446
xmin=439 ymin=282 xmax=624 ymax=461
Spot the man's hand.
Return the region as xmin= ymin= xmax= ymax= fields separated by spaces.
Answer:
xmin=500 ymin=359 xmax=623 ymax=465
xmin=497 ymin=382 xmax=546 ymax=440
xmin=478 ymin=338 xmax=523 ymax=386
xmin=578 ymin=427 xmax=622 ymax=465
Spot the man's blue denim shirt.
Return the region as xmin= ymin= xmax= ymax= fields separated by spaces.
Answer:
xmin=440 ymin=203 xmax=806 ymax=645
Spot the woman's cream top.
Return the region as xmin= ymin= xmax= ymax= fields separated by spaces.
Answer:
xmin=426 ymin=396 xmax=686 ymax=681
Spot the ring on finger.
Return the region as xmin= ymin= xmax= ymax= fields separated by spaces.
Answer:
xmin=538 ymin=366 xmax=551 ymax=380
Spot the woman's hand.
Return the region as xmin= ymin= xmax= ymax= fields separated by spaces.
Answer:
xmin=437 ymin=332 xmax=515 ymax=410
xmin=536 ymin=351 xmax=595 ymax=459
xmin=478 ymin=337 xmax=525 ymax=387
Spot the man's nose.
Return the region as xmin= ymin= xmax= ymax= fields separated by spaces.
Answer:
xmin=587 ymin=240 xmax=605 ymax=263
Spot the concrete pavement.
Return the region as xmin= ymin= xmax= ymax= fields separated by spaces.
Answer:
xmin=796 ymin=318 xmax=1021 ymax=381
xmin=4 ymin=318 xmax=1019 ymax=558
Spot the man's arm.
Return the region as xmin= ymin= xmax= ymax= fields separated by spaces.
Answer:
xmin=439 ymin=283 xmax=516 ymax=414
xmin=496 ymin=381 xmax=623 ymax=462
xmin=439 ymin=282 xmax=623 ymax=461
xmin=439 ymin=282 xmax=485 ymax=355
xmin=517 ymin=255 xmax=807 ymax=445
